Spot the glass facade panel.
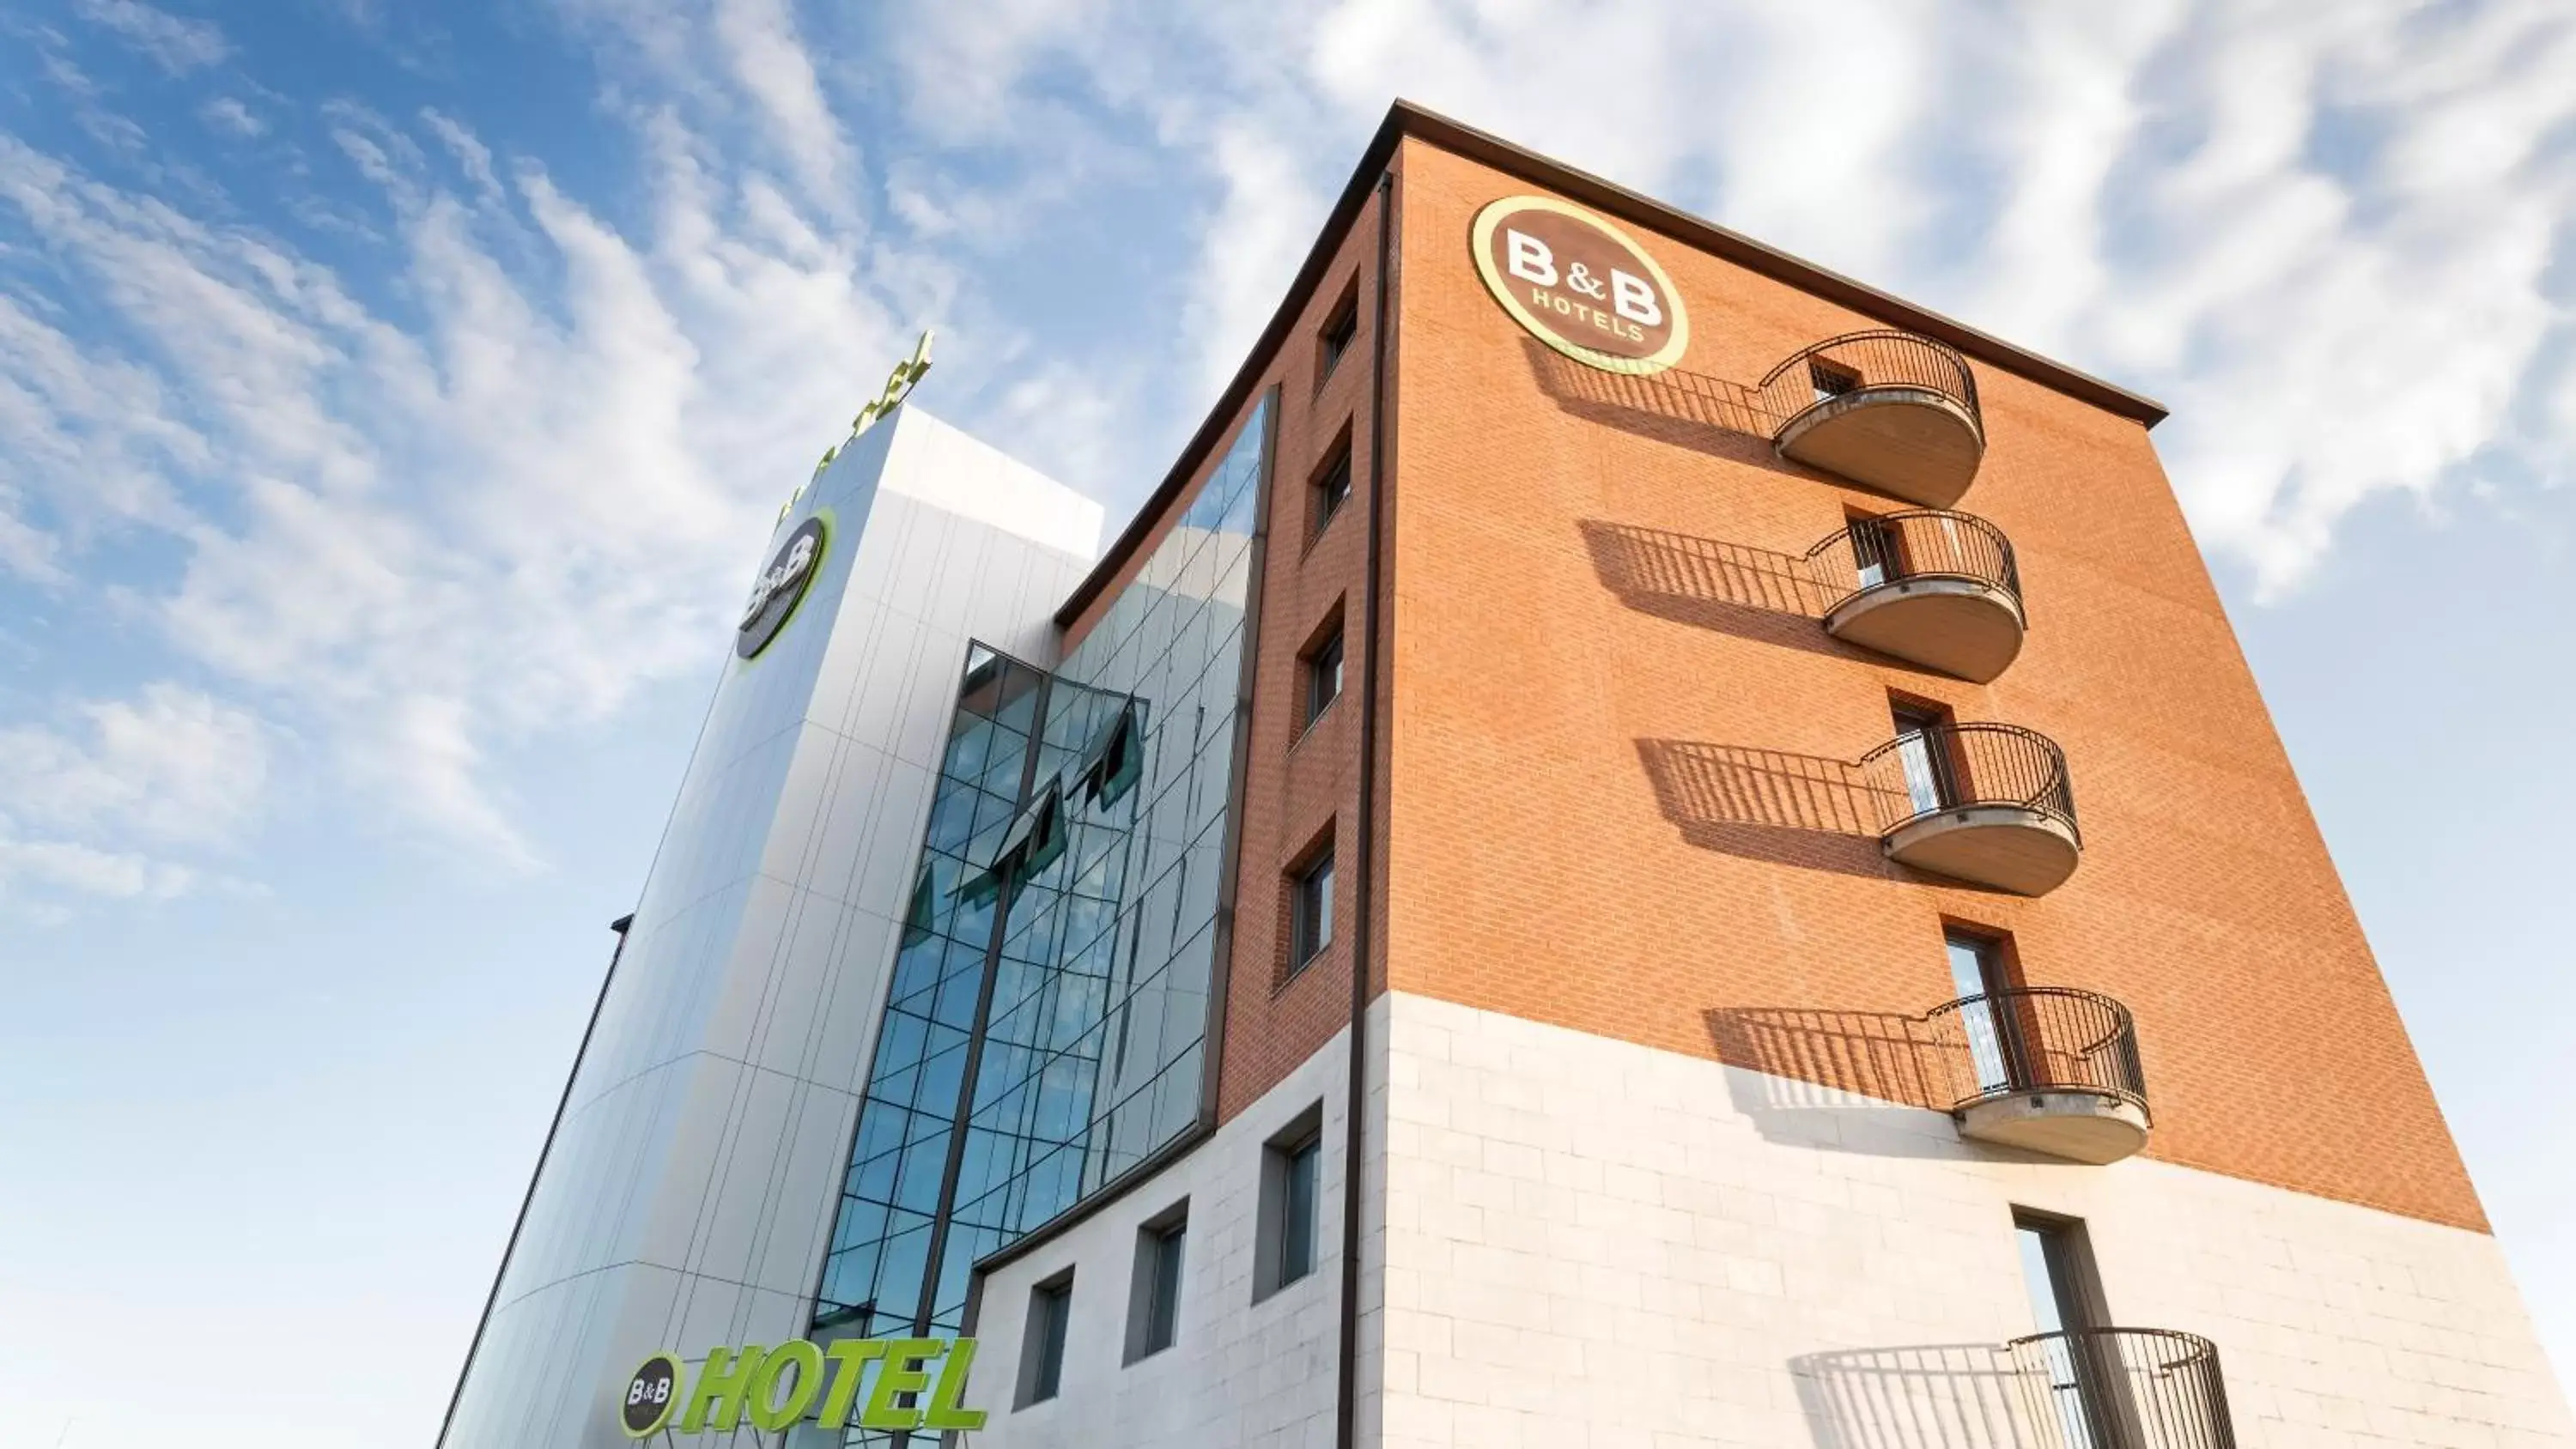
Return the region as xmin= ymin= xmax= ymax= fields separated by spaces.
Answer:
xmin=810 ymin=397 xmax=1270 ymax=1435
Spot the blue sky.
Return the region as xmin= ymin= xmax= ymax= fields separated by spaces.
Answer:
xmin=2 ymin=1 xmax=2573 ymax=1444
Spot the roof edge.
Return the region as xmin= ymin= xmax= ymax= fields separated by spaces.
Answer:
xmin=1054 ymin=99 xmax=2166 ymax=629
xmin=1392 ymin=102 xmax=2167 ymax=426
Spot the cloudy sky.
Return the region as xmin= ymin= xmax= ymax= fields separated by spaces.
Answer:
xmin=2 ymin=1 xmax=2572 ymax=1443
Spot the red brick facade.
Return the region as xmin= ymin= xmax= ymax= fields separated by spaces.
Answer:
xmin=1066 ymin=116 xmax=2486 ymax=1234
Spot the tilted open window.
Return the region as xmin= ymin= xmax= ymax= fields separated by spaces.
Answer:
xmin=1077 ymin=699 xmax=1143 ymax=809
xmin=962 ymin=779 xmax=1066 ymax=904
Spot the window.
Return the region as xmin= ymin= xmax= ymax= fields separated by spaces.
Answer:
xmin=1316 ymin=288 xmax=1359 ymax=381
xmin=1255 ymin=1107 xmax=1324 ymax=1300
xmin=1303 ymin=626 xmax=1344 ymax=728
xmin=963 ymin=780 xmax=1065 ymax=904
xmin=1311 ymin=440 xmax=1353 ymax=537
xmin=1125 ymin=1202 xmax=1188 ymax=1362
xmin=900 ymin=866 xmax=938 ymax=949
xmin=1279 ymin=1136 xmax=1321 ymax=1285
xmin=1291 ymin=847 xmax=1334 ymax=969
xmin=2014 ymin=1211 xmax=2125 ymax=1448
xmin=1889 ymin=696 xmax=1959 ymax=816
xmin=1946 ymin=928 xmax=2019 ymax=1093
xmin=1017 ymin=1271 xmax=1073 ymax=1408
xmin=1078 ymin=699 xmax=1142 ymax=808
xmin=1810 ymin=357 xmax=1861 ymax=403
xmin=1847 ymin=509 xmax=1900 ymax=591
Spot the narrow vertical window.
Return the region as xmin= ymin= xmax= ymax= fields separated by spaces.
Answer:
xmin=2013 ymin=1211 xmax=2127 ymax=1448
xmin=1125 ymin=1203 xmax=1188 ymax=1362
xmin=1945 ymin=927 xmax=2019 ymax=1094
xmin=1291 ymin=847 xmax=1334 ymax=969
xmin=1255 ymin=1109 xmax=1324 ymax=1301
xmin=1303 ymin=625 xmax=1344 ymax=729
xmin=1311 ymin=439 xmax=1353 ymax=537
xmin=1317 ymin=288 xmax=1359 ymax=382
xmin=1279 ymin=1135 xmax=1320 ymax=1284
xmin=1889 ymin=696 xmax=1958 ymax=816
xmin=1017 ymin=1272 xmax=1073 ymax=1407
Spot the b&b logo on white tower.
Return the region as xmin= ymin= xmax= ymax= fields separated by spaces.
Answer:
xmin=737 ymin=513 xmax=828 ymax=660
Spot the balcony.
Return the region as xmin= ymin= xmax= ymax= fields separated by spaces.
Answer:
xmin=1864 ymin=722 xmax=2079 ymax=895
xmin=2008 ymin=1328 xmax=2239 ymax=1448
xmin=1761 ymin=330 xmax=1986 ymax=506
xmin=1928 ymin=988 xmax=2148 ymax=1163
xmin=1807 ymin=509 xmax=2026 ymax=681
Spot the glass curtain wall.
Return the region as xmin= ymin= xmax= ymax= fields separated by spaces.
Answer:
xmin=810 ymin=397 xmax=1271 ymax=1430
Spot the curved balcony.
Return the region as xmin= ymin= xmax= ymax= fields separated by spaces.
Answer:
xmin=1863 ymin=722 xmax=2079 ymax=895
xmin=1927 ymin=988 xmax=2148 ymax=1163
xmin=1761 ymin=330 xmax=1986 ymax=506
xmin=2008 ymin=1328 xmax=2238 ymax=1449
xmin=1807 ymin=510 xmax=2026 ymax=681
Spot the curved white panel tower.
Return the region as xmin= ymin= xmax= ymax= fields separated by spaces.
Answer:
xmin=437 ymin=406 xmax=1100 ymax=1449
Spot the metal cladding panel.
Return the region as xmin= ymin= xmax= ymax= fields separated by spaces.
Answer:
xmin=441 ymin=407 xmax=1102 ymax=1449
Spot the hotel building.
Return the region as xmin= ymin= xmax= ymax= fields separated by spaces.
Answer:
xmin=436 ymin=102 xmax=2574 ymax=1449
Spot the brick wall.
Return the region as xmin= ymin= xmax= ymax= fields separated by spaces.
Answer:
xmin=1205 ymin=185 xmax=1390 ymax=1125
xmin=1379 ymin=138 xmax=2486 ymax=1233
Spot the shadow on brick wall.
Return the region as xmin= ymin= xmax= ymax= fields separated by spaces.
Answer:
xmin=1789 ymin=1343 xmax=2047 ymax=1449
xmin=1636 ymin=738 xmax=1899 ymax=879
xmin=1580 ymin=519 xmax=1857 ymax=661
xmin=1522 ymin=337 xmax=1789 ymax=470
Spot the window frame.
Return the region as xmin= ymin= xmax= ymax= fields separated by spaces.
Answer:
xmin=1309 ymin=433 xmax=1354 ymax=541
xmin=1016 ymin=1269 xmax=1075 ymax=1409
xmin=1289 ymin=843 xmax=1334 ymax=972
xmin=1303 ymin=622 xmax=1345 ymax=731
xmin=1315 ymin=283 xmax=1360 ymax=385
xmin=1124 ymin=1198 xmax=1189 ymax=1364
xmin=1887 ymin=691 xmax=1965 ymax=814
xmin=1254 ymin=1105 xmax=1325 ymax=1302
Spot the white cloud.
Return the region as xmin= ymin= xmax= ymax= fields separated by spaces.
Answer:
xmin=420 ymin=108 xmax=501 ymax=206
xmin=550 ymin=0 xmax=856 ymax=207
xmin=0 ymin=682 xmax=270 ymax=848
xmin=0 ymin=682 xmax=264 ymax=911
xmin=0 ymin=837 xmax=193 ymax=902
xmin=711 ymin=0 xmax=853 ymax=200
xmin=72 ymin=0 xmax=229 ymax=75
xmin=0 ymin=57 xmax=935 ymax=871
xmin=200 ymin=96 xmax=264 ymax=139
xmin=1182 ymin=124 xmax=1327 ymax=393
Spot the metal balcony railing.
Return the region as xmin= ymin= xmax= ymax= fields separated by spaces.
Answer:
xmin=2008 ymin=1328 xmax=2238 ymax=1449
xmin=1861 ymin=721 xmax=2078 ymax=844
xmin=1806 ymin=508 xmax=2022 ymax=617
xmin=1924 ymin=987 xmax=2147 ymax=1118
xmin=1758 ymin=329 xmax=1984 ymax=443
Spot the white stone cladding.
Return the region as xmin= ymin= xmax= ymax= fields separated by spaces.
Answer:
xmin=963 ymin=1022 xmax=1361 ymax=1449
xmin=439 ymin=407 xmax=1102 ymax=1449
xmin=1376 ymin=991 xmax=2573 ymax=1449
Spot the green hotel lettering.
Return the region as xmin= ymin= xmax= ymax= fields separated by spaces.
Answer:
xmin=619 ymin=1337 xmax=986 ymax=1438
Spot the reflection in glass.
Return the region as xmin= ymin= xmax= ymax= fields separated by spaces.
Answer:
xmin=2018 ymin=1222 xmax=2104 ymax=1449
xmin=1945 ymin=931 xmax=2010 ymax=1094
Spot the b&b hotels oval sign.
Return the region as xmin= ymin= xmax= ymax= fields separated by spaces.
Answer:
xmin=1471 ymin=194 xmax=1689 ymax=375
